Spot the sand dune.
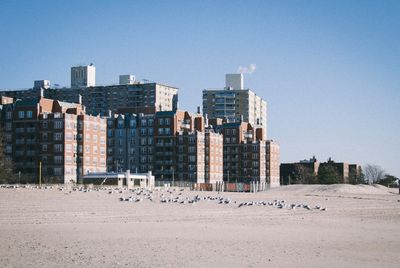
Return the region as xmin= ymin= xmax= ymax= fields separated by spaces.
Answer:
xmin=0 ymin=184 xmax=399 ymax=267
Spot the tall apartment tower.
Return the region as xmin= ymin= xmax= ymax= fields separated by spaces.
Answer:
xmin=203 ymin=74 xmax=267 ymax=138
xmin=71 ymin=64 xmax=96 ymax=88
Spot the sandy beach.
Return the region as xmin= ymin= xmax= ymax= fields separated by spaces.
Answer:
xmin=0 ymin=184 xmax=399 ymax=267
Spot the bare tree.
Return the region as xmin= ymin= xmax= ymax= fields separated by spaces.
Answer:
xmin=364 ymin=164 xmax=385 ymax=185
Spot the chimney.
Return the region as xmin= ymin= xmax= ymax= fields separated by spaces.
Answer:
xmin=194 ymin=116 xmax=204 ymax=132
xmin=255 ymin=128 xmax=264 ymax=141
xmin=78 ymin=94 xmax=82 ymax=104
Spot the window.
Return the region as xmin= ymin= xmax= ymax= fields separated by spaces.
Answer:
xmin=158 ymin=128 xmax=164 ymax=135
xmin=54 ymin=144 xmax=63 ymax=152
xmin=6 ymin=112 xmax=12 ymax=120
xmin=141 ymin=129 xmax=147 ymax=136
xmin=26 ymin=111 xmax=33 ymax=118
xmin=54 ymin=132 xmax=63 ymax=141
xmin=42 ymin=144 xmax=47 ymax=152
xmin=164 ymin=128 xmax=171 ymax=135
xmin=148 ymin=128 xmax=153 ymax=136
xmin=141 ymin=119 xmax=147 ymax=126
xmin=54 ymin=168 xmax=62 ymax=176
xmin=18 ymin=111 xmax=25 ymax=119
xmin=5 ymin=122 xmax=11 ymax=131
xmin=54 ymin=156 xmax=63 ymax=164
xmin=5 ymin=145 xmax=12 ymax=154
xmin=165 ymin=118 xmax=171 ymax=125
xmin=54 ymin=121 xmax=63 ymax=129
xmin=42 ymin=133 xmax=48 ymax=140
xmin=158 ymin=118 xmax=164 ymax=125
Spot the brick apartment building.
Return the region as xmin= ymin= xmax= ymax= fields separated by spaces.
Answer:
xmin=105 ymin=110 xmax=224 ymax=183
xmin=153 ymin=110 xmax=223 ymax=183
xmin=210 ymin=120 xmax=280 ymax=187
xmin=0 ymin=96 xmax=106 ymax=183
xmin=0 ymin=67 xmax=280 ymax=187
xmin=106 ymin=112 xmax=155 ymax=173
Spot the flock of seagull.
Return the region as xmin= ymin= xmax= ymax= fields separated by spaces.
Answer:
xmin=118 ymin=187 xmax=328 ymax=211
xmin=1 ymin=185 xmax=327 ymax=211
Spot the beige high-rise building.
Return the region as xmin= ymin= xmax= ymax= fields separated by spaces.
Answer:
xmin=202 ymin=74 xmax=267 ymax=139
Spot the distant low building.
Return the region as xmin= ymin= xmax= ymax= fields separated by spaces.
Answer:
xmin=280 ymin=157 xmax=360 ymax=185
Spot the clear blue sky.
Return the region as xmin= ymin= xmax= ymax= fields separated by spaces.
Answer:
xmin=1 ymin=0 xmax=399 ymax=177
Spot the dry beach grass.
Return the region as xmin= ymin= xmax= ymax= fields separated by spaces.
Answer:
xmin=0 ymin=184 xmax=399 ymax=267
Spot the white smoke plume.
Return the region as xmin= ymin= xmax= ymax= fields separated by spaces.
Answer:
xmin=237 ymin=63 xmax=256 ymax=74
